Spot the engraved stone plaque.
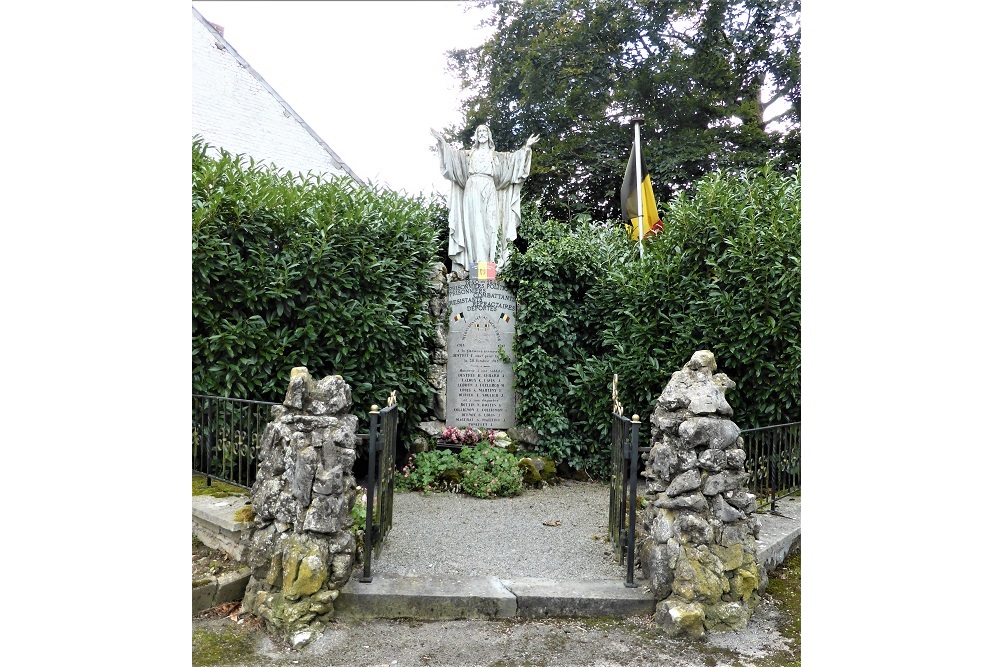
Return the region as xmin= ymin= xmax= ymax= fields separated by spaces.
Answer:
xmin=446 ymin=280 xmax=516 ymax=428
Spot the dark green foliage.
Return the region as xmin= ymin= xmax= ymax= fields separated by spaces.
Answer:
xmin=502 ymin=209 xmax=631 ymax=476
xmin=192 ymin=139 xmax=443 ymax=445
xmin=502 ymin=165 xmax=799 ymax=476
xmin=448 ymin=0 xmax=800 ymax=222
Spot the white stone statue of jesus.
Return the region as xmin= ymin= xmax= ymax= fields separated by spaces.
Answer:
xmin=431 ymin=125 xmax=539 ymax=274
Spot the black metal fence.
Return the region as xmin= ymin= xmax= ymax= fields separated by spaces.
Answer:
xmin=192 ymin=395 xmax=279 ymax=489
xmin=609 ymin=410 xmax=643 ymax=588
xmin=742 ymin=422 xmax=801 ymax=512
xmin=360 ymin=396 xmax=399 ymax=583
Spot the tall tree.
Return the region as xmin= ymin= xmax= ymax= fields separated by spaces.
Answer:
xmin=447 ymin=0 xmax=800 ymax=222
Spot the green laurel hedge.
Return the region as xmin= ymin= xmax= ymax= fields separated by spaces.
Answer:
xmin=502 ymin=164 xmax=800 ymax=476
xmin=192 ymin=139 xmax=446 ymax=443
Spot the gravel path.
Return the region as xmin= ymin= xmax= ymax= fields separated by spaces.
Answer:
xmin=369 ymin=481 xmax=628 ymax=581
xmin=194 ymin=595 xmax=797 ymax=667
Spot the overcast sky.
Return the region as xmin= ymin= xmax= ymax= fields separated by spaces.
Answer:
xmin=192 ymin=1 xmax=493 ymax=197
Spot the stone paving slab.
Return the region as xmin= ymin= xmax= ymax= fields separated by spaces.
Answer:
xmin=335 ymin=575 xmax=658 ymax=621
xmin=755 ymin=495 xmax=801 ymax=571
xmin=337 ymin=575 xmax=517 ymax=620
xmin=192 ymin=494 xmax=252 ymax=561
xmin=192 ymin=494 xmax=252 ymax=533
xmin=500 ymin=578 xmax=656 ymax=618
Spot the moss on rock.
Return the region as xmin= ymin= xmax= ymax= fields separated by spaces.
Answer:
xmin=518 ymin=458 xmax=542 ymax=487
xmin=233 ymin=504 xmax=255 ymax=523
xmin=192 ymin=475 xmax=245 ymax=497
xmin=656 ymin=598 xmax=707 ymax=639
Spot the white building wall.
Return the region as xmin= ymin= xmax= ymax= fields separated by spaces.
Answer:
xmin=192 ymin=9 xmax=361 ymax=183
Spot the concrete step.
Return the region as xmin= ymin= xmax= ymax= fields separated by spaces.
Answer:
xmin=501 ymin=577 xmax=656 ymax=618
xmin=335 ymin=574 xmax=656 ymax=621
xmin=192 ymin=494 xmax=252 ymax=561
xmin=193 ymin=567 xmax=252 ymax=614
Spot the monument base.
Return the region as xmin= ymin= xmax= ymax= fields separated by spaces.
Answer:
xmin=445 ymin=279 xmax=516 ymax=429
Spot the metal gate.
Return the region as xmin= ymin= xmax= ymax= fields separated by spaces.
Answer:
xmin=359 ymin=391 xmax=399 ymax=583
xmin=608 ymin=375 xmax=642 ymax=587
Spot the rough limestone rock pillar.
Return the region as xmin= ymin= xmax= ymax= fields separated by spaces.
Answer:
xmin=241 ymin=367 xmax=359 ymax=648
xmin=427 ymin=261 xmax=449 ymax=424
xmin=637 ymin=351 xmax=762 ymax=638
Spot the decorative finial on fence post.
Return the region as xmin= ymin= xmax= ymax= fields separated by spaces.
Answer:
xmin=370 ymin=405 xmax=379 ymax=414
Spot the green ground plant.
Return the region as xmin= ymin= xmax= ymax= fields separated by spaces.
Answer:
xmin=396 ymin=441 xmax=524 ymax=499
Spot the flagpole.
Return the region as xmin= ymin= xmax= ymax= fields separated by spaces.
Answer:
xmin=631 ymin=116 xmax=644 ymax=260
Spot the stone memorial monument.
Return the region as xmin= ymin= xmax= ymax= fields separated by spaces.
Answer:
xmin=431 ymin=123 xmax=538 ymax=429
xmin=445 ymin=279 xmax=517 ymax=428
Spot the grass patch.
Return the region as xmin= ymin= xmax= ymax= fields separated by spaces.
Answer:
xmin=192 ymin=475 xmax=246 ymax=497
xmin=192 ymin=625 xmax=256 ymax=666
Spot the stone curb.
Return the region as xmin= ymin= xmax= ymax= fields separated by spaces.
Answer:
xmin=192 ymin=567 xmax=252 ymax=614
xmin=334 ymin=575 xmax=657 ymax=621
xmin=758 ymin=526 xmax=801 ymax=572
xmin=192 ymin=495 xmax=251 ymax=562
xmin=500 ymin=578 xmax=657 ymax=618
xmin=336 ymin=575 xmax=517 ymax=620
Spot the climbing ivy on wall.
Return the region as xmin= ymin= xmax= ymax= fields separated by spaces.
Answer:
xmin=192 ymin=139 xmax=446 ymax=443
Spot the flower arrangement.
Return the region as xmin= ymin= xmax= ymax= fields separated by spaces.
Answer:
xmin=437 ymin=426 xmax=498 ymax=448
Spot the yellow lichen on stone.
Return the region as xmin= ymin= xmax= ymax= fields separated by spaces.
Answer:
xmin=289 ymin=367 xmax=311 ymax=381
xmin=265 ymin=554 xmax=282 ymax=587
xmin=710 ymin=543 xmax=744 ymax=571
xmin=281 ymin=547 xmax=302 ymax=596
xmin=730 ymin=567 xmax=759 ymax=600
xmin=672 ymin=551 xmax=727 ymax=601
xmin=287 ymin=554 xmax=328 ymax=599
xmin=309 ymin=588 xmax=339 ymax=614
xmin=665 ymin=599 xmax=707 ymax=639
xmin=704 ymin=601 xmax=750 ymax=632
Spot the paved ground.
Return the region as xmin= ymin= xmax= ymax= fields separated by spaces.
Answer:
xmin=193 ymin=484 xmax=801 ymax=666
xmin=371 ymin=480 xmax=625 ymax=580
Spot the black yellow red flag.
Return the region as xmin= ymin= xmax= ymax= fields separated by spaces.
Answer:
xmin=620 ymin=147 xmax=662 ymax=241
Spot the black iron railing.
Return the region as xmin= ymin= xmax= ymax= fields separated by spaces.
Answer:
xmin=360 ymin=395 xmax=399 ymax=583
xmin=742 ymin=422 xmax=801 ymax=512
xmin=192 ymin=395 xmax=279 ymax=489
xmin=609 ymin=410 xmax=643 ymax=588
xmin=608 ymin=374 xmax=649 ymax=588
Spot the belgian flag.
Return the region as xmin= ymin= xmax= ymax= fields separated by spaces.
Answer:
xmin=620 ymin=145 xmax=662 ymax=241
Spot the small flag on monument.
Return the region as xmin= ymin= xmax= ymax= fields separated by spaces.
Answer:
xmin=453 ymin=312 xmax=464 ymax=323
xmin=477 ymin=261 xmax=497 ymax=280
xmin=498 ymin=312 xmax=510 ymax=323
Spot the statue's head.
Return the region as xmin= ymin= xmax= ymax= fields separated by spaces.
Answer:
xmin=473 ymin=125 xmax=495 ymax=149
